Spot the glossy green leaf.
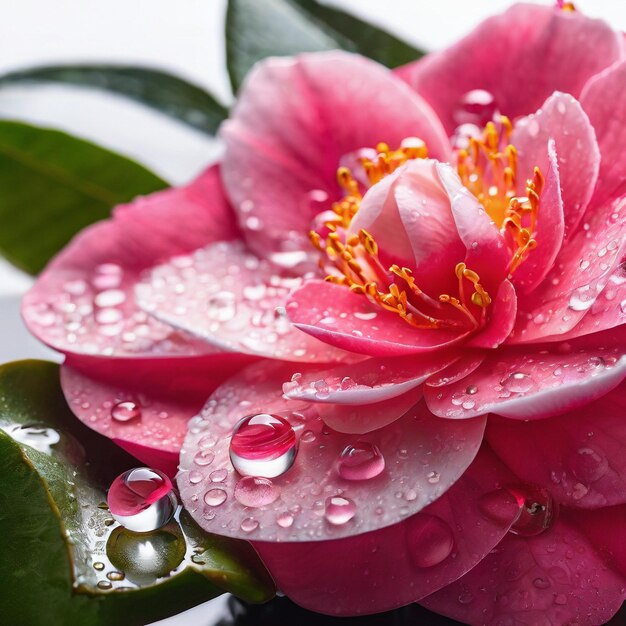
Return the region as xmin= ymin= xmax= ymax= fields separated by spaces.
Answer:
xmin=0 ymin=120 xmax=167 ymax=275
xmin=0 ymin=360 xmax=275 ymax=626
xmin=226 ymin=0 xmax=423 ymax=92
xmin=0 ymin=65 xmax=228 ymax=135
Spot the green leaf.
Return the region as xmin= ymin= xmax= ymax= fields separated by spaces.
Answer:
xmin=0 ymin=120 xmax=168 ymax=275
xmin=0 ymin=65 xmax=228 ymax=135
xmin=0 ymin=360 xmax=275 ymax=626
xmin=226 ymin=0 xmax=424 ymax=92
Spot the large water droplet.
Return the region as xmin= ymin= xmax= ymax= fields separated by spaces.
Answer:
xmin=204 ymin=488 xmax=227 ymax=507
xmin=337 ymin=442 xmax=385 ymax=481
xmin=229 ymin=413 xmax=297 ymax=478
xmin=106 ymin=525 xmax=186 ymax=585
xmin=566 ymin=446 xmax=608 ymax=484
xmin=107 ymin=468 xmax=176 ymax=533
xmin=111 ymin=401 xmax=141 ymax=423
xmin=501 ymin=372 xmax=535 ymax=393
xmin=406 ymin=513 xmax=454 ymax=568
xmin=508 ymin=485 xmax=557 ymax=537
xmin=234 ymin=476 xmax=281 ymax=508
xmin=325 ymin=496 xmax=356 ymax=525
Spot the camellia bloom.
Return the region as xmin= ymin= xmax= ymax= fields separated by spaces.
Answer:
xmin=22 ymin=2 xmax=626 ymax=625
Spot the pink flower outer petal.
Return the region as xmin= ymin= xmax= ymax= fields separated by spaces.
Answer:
xmin=486 ymin=383 xmax=626 ymax=509
xmin=426 ymin=352 xmax=486 ymax=388
xmin=511 ymin=92 xmax=598 ymax=242
xmin=398 ymin=3 xmax=624 ymax=134
xmin=424 ymin=342 xmax=626 ymax=420
xmin=177 ymin=360 xmax=486 ymax=542
xmin=252 ymin=447 xmax=523 ymax=616
xmin=420 ymin=509 xmax=626 ymax=626
xmin=581 ymin=60 xmax=626 ymax=209
xmin=287 ymin=280 xmax=469 ymax=357
xmin=135 ymin=240 xmax=346 ymax=362
xmin=60 ymin=358 xmax=249 ymax=476
xmin=221 ymin=51 xmax=450 ymax=259
xmin=22 ymin=166 xmax=239 ymax=361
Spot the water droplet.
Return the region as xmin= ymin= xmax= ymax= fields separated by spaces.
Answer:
xmin=406 ymin=514 xmax=454 ymax=568
xmin=427 ymin=471 xmax=440 ymax=484
xmin=508 ymin=485 xmax=557 ymax=537
xmin=97 ymin=580 xmax=112 ymax=590
xmin=277 ymin=512 xmax=294 ymax=528
xmin=229 ymin=413 xmax=297 ymax=478
xmin=325 ymin=496 xmax=356 ymax=525
xmin=478 ymin=489 xmax=523 ymax=526
xmin=93 ymin=562 xmax=105 ymax=571
xmin=107 ymin=467 xmax=175 ymax=533
xmin=111 ymin=401 xmax=141 ymax=423
xmin=234 ymin=476 xmax=281 ymax=508
xmin=6 ymin=424 xmax=61 ymax=454
xmin=194 ymin=450 xmax=215 ymax=467
xmin=337 ymin=442 xmax=385 ymax=481
xmin=455 ymin=89 xmax=497 ymax=127
xmin=301 ymin=430 xmax=316 ymax=443
xmin=568 ymin=286 xmax=595 ymax=311
xmin=209 ymin=468 xmax=228 ymax=482
xmin=501 ymin=372 xmax=535 ymax=393
xmin=204 ymin=488 xmax=227 ymax=507
xmin=457 ymin=591 xmax=474 ymax=605
xmin=106 ymin=570 xmax=125 ymax=582
xmin=566 ymin=446 xmax=608 ymax=483
xmin=94 ymin=289 xmax=126 ymax=307
xmin=240 ymin=517 xmax=259 ymax=533
xmin=188 ymin=470 xmax=203 ymax=485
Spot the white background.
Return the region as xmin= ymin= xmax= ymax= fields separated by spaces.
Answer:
xmin=0 ymin=1 xmax=624 ymax=623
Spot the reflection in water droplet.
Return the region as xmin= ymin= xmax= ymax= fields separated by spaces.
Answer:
xmin=501 ymin=372 xmax=534 ymax=393
xmin=204 ymin=488 xmax=227 ymax=507
xmin=234 ymin=476 xmax=281 ymax=508
xmin=106 ymin=525 xmax=186 ymax=585
xmin=229 ymin=414 xmax=297 ymax=478
xmin=111 ymin=401 xmax=141 ymax=423
xmin=5 ymin=423 xmax=61 ymax=454
xmin=107 ymin=467 xmax=175 ymax=533
xmin=406 ymin=513 xmax=454 ymax=568
xmin=325 ymin=496 xmax=356 ymax=525
xmin=508 ymin=485 xmax=557 ymax=537
xmin=337 ymin=442 xmax=385 ymax=481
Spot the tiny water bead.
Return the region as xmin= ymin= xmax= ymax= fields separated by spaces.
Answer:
xmin=234 ymin=476 xmax=281 ymax=508
xmin=507 ymin=485 xmax=557 ymax=537
xmin=325 ymin=496 xmax=356 ymax=525
xmin=110 ymin=401 xmax=142 ymax=423
xmin=501 ymin=371 xmax=535 ymax=393
xmin=229 ymin=413 xmax=298 ymax=478
xmin=337 ymin=442 xmax=385 ymax=481
xmin=406 ymin=514 xmax=454 ymax=569
xmin=107 ymin=468 xmax=176 ymax=533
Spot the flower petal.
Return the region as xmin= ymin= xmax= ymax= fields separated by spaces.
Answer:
xmin=178 ymin=360 xmax=486 ymax=542
xmin=466 ymin=279 xmax=517 ymax=349
xmin=487 ymin=383 xmax=626 ymax=509
xmin=287 ymin=280 xmax=468 ymax=357
xmin=253 ymin=446 xmax=522 ymax=616
xmin=221 ymin=51 xmax=450 ymax=258
xmin=400 ymin=4 xmax=624 ymax=134
xmin=421 ymin=509 xmax=626 ymax=626
xmin=136 ymin=240 xmax=344 ymax=362
xmin=511 ymin=92 xmax=598 ymax=241
xmin=425 ymin=342 xmax=626 ymax=420
xmin=22 ymin=166 xmax=238 ymax=362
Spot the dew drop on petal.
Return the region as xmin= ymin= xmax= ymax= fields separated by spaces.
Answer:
xmin=107 ymin=468 xmax=175 ymax=533
xmin=406 ymin=513 xmax=454 ymax=568
xmin=111 ymin=401 xmax=141 ymax=423
xmin=229 ymin=413 xmax=297 ymax=478
xmin=194 ymin=450 xmax=215 ymax=467
xmin=203 ymin=488 xmax=227 ymax=507
xmin=508 ymin=485 xmax=557 ymax=537
xmin=240 ymin=517 xmax=260 ymax=533
xmin=234 ymin=476 xmax=281 ymax=508
xmin=337 ymin=442 xmax=385 ymax=481
xmin=566 ymin=446 xmax=608 ymax=483
xmin=209 ymin=468 xmax=228 ymax=483
xmin=277 ymin=512 xmax=294 ymax=528
xmin=325 ymin=496 xmax=356 ymax=525
xmin=501 ymin=372 xmax=535 ymax=393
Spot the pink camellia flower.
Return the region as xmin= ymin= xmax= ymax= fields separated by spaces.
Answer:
xmin=22 ymin=2 xmax=626 ymax=624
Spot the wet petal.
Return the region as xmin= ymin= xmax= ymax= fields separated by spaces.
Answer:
xmin=136 ymin=240 xmax=344 ymax=362
xmin=22 ymin=166 xmax=238 ymax=361
xmin=421 ymin=509 xmax=626 ymax=626
xmin=178 ymin=360 xmax=486 ymax=542
xmin=253 ymin=447 xmax=522 ymax=615
xmin=466 ymin=279 xmax=517 ymax=349
xmin=425 ymin=342 xmax=626 ymax=420
xmin=221 ymin=51 xmax=450 ymax=258
xmin=287 ymin=281 xmax=468 ymax=357
xmin=400 ymin=4 xmax=624 ymax=134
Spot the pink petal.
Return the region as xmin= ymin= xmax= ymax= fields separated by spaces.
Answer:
xmin=466 ymin=279 xmax=517 ymax=349
xmin=421 ymin=510 xmax=626 ymax=626
xmin=221 ymin=51 xmax=450 ymax=258
xmin=426 ymin=352 xmax=486 ymax=387
xmin=425 ymin=343 xmax=626 ymax=420
xmin=581 ymin=60 xmax=626 ymax=208
xmin=287 ymin=280 xmax=468 ymax=357
xmin=508 ymin=141 xmax=565 ymax=294
xmin=487 ymin=383 xmax=626 ymax=509
xmin=282 ymin=353 xmax=456 ymax=404
xmin=22 ymin=166 xmax=238 ymax=361
xmin=253 ymin=447 xmax=522 ymax=616
xmin=178 ymin=360 xmax=486 ymax=542
xmin=135 ymin=240 xmax=345 ymax=362
xmin=399 ymin=4 xmax=624 ymax=134
xmin=511 ymin=92 xmax=598 ymax=241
